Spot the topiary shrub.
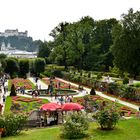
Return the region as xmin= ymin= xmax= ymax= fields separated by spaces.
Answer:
xmin=90 ymin=87 xmax=96 ymax=95
xmin=10 ymin=84 xmax=17 ymax=96
xmin=61 ymin=113 xmax=89 ymax=139
xmin=123 ymin=77 xmax=129 ymax=84
xmin=93 ymin=104 xmax=119 ymax=130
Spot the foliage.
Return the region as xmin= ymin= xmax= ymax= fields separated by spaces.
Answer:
xmin=19 ymin=59 xmax=29 ymax=78
xmin=123 ymin=77 xmax=129 ymax=84
xmin=37 ymin=41 xmax=51 ymax=58
xmin=107 ymin=82 xmax=119 ymax=96
xmin=0 ymin=53 xmax=7 ymax=59
xmin=61 ymin=113 xmax=89 ymax=139
xmin=1 ymin=113 xmax=27 ymax=137
xmin=5 ymin=58 xmax=19 ymax=77
xmin=96 ymin=73 xmax=102 ymax=80
xmin=133 ymin=82 xmax=140 ymax=87
xmin=111 ymin=8 xmax=140 ymax=78
xmin=120 ymin=85 xmax=137 ymax=100
xmin=34 ymin=58 xmax=46 ymax=76
xmin=49 ymin=16 xmax=118 ymax=71
xmin=93 ymin=104 xmax=119 ymax=130
xmin=10 ymin=84 xmax=17 ymax=96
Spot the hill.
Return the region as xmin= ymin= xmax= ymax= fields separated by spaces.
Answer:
xmin=0 ymin=36 xmax=41 ymax=52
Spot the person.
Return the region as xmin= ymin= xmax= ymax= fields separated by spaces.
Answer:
xmin=69 ymin=96 xmax=73 ymax=102
xmin=60 ymin=96 xmax=64 ymax=105
xmin=35 ymin=77 xmax=38 ymax=83
xmin=68 ymin=83 xmax=71 ymax=89
xmin=23 ymin=86 xmax=25 ymax=95
xmin=3 ymin=94 xmax=6 ymax=103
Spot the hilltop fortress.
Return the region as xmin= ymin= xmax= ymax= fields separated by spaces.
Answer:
xmin=0 ymin=29 xmax=28 ymax=37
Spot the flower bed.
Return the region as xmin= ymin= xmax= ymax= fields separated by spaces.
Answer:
xmin=10 ymin=78 xmax=34 ymax=89
xmin=10 ymin=96 xmax=49 ymax=113
xmin=42 ymin=78 xmax=78 ymax=90
xmin=12 ymin=96 xmax=41 ymax=102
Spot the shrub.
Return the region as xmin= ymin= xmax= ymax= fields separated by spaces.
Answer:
xmin=52 ymin=70 xmax=63 ymax=78
xmin=107 ymin=82 xmax=119 ymax=96
xmin=123 ymin=77 xmax=129 ymax=84
xmin=133 ymin=82 xmax=140 ymax=87
xmin=1 ymin=114 xmax=27 ymax=137
xmin=96 ymin=73 xmax=102 ymax=80
xmin=10 ymin=84 xmax=17 ymax=96
xmin=94 ymin=105 xmax=119 ymax=130
xmin=90 ymin=87 xmax=96 ymax=95
xmin=61 ymin=113 xmax=89 ymax=139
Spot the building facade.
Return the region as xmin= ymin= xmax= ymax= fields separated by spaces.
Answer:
xmin=0 ymin=29 xmax=28 ymax=37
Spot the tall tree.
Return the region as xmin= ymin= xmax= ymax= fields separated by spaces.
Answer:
xmin=34 ymin=58 xmax=46 ymax=76
xmin=37 ymin=41 xmax=51 ymax=58
xmin=111 ymin=8 xmax=140 ymax=78
xmin=49 ymin=22 xmax=70 ymax=69
xmin=19 ymin=59 xmax=29 ymax=78
xmin=5 ymin=58 xmax=19 ymax=77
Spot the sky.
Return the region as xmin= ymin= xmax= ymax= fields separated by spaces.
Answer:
xmin=0 ymin=0 xmax=139 ymax=41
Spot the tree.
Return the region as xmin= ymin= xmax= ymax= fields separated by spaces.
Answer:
xmin=4 ymin=58 xmax=19 ymax=77
xmin=49 ymin=22 xmax=70 ymax=69
xmin=34 ymin=58 xmax=46 ymax=76
xmin=111 ymin=8 xmax=140 ymax=78
xmin=37 ymin=41 xmax=51 ymax=58
xmin=19 ymin=59 xmax=29 ymax=78
xmin=0 ymin=54 xmax=7 ymax=59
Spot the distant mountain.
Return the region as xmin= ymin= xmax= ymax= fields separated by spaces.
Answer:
xmin=0 ymin=36 xmax=41 ymax=52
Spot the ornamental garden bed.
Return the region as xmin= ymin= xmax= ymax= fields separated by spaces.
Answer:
xmin=42 ymin=77 xmax=78 ymax=90
xmin=74 ymin=95 xmax=137 ymax=117
xmin=4 ymin=96 xmax=49 ymax=114
xmin=8 ymin=78 xmax=35 ymax=90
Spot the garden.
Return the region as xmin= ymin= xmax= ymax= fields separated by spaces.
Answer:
xmin=42 ymin=77 xmax=78 ymax=90
xmin=8 ymin=78 xmax=35 ymax=90
xmin=4 ymin=96 xmax=49 ymax=114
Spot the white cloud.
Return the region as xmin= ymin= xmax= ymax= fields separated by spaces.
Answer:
xmin=0 ymin=0 xmax=139 ymax=40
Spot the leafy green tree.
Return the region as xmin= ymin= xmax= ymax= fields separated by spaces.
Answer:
xmin=4 ymin=58 xmax=19 ymax=77
xmin=37 ymin=41 xmax=51 ymax=58
xmin=0 ymin=54 xmax=7 ymax=59
xmin=49 ymin=22 xmax=70 ymax=69
xmin=19 ymin=59 xmax=29 ymax=78
xmin=111 ymin=8 xmax=140 ymax=78
xmin=34 ymin=58 xmax=46 ymax=76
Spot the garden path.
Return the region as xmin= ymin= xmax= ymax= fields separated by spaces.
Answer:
xmin=28 ymin=77 xmax=48 ymax=89
xmin=56 ymin=77 xmax=140 ymax=111
xmin=0 ymin=80 xmax=8 ymax=114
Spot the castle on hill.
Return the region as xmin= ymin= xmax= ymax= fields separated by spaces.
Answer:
xmin=0 ymin=29 xmax=28 ymax=37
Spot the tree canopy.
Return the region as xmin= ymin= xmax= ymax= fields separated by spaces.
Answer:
xmin=111 ymin=8 xmax=140 ymax=78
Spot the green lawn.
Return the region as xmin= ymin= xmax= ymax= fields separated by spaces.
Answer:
xmin=2 ymin=119 xmax=140 ymax=140
xmin=4 ymin=96 xmax=12 ymax=114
